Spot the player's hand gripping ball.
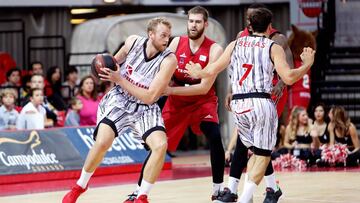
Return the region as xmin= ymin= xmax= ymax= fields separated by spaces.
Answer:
xmin=91 ymin=53 xmax=117 ymax=79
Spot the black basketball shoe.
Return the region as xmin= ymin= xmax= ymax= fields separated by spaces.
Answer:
xmin=263 ymin=187 xmax=283 ymax=203
xmin=213 ymin=187 xmax=238 ymax=203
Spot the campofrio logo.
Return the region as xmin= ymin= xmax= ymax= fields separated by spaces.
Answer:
xmin=0 ymin=130 xmax=64 ymax=172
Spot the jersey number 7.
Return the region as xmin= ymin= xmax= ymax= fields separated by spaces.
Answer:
xmin=239 ymin=64 xmax=253 ymax=86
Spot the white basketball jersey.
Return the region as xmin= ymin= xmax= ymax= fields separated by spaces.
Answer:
xmin=229 ymin=35 xmax=275 ymax=95
xmin=99 ymin=36 xmax=172 ymax=117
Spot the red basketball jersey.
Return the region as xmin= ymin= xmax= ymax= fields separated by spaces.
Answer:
xmin=171 ymin=36 xmax=216 ymax=102
xmin=163 ymin=36 xmax=219 ymax=151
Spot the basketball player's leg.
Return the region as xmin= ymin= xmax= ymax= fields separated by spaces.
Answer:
xmin=135 ymin=130 xmax=167 ymax=200
xmin=62 ymin=119 xmax=117 ymax=203
xmin=238 ymin=149 xmax=271 ymax=203
xmin=215 ymin=131 xmax=248 ymax=202
xmin=200 ymin=121 xmax=225 ymax=198
xmin=82 ymin=123 xmax=116 ymax=172
xmin=238 ymin=99 xmax=278 ymax=203
xmin=133 ymin=105 xmax=168 ymax=202
xmin=124 ymin=107 xmax=188 ymax=202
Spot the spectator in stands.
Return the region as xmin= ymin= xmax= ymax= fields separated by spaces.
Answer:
xmin=61 ymin=66 xmax=79 ymax=100
xmin=30 ymin=61 xmax=44 ymax=75
xmin=46 ymin=66 xmax=67 ymax=110
xmin=77 ymin=75 xmax=99 ymax=126
xmin=21 ymin=74 xmax=56 ymax=127
xmin=20 ymin=74 xmax=32 ymax=99
xmin=329 ymin=106 xmax=360 ymax=166
xmin=1 ymin=67 xmax=21 ymax=87
xmin=283 ymin=106 xmax=318 ymax=165
xmin=64 ymin=97 xmax=83 ymax=127
xmin=0 ymin=89 xmax=19 ymax=130
xmin=16 ymin=88 xmax=46 ymax=130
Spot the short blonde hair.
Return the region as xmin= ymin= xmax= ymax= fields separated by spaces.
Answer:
xmin=147 ymin=17 xmax=172 ymax=33
xmin=0 ymin=88 xmax=18 ymax=100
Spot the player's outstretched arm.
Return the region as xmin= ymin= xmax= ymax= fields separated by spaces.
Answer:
xmin=271 ymin=33 xmax=294 ymax=97
xmin=272 ymin=33 xmax=294 ymax=69
xmin=185 ymin=40 xmax=236 ymax=79
xmin=272 ymin=44 xmax=315 ymax=85
xmin=100 ymin=54 xmax=177 ymax=105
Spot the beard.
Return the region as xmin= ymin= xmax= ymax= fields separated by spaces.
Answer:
xmin=153 ymin=41 xmax=167 ymax=52
xmin=187 ymin=27 xmax=205 ymax=40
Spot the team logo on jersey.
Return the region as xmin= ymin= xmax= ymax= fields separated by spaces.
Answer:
xmin=199 ymin=55 xmax=207 ymax=62
xmin=126 ymin=64 xmax=133 ymax=75
xmin=234 ymin=108 xmax=253 ymax=115
xmin=204 ymin=114 xmax=213 ymax=119
xmin=179 ymin=53 xmax=186 ymax=64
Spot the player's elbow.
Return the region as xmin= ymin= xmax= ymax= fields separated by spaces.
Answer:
xmin=143 ymin=96 xmax=157 ymax=105
xmin=282 ymin=77 xmax=295 ymax=85
xmin=198 ymin=86 xmax=211 ymax=95
xmin=207 ymin=69 xmax=218 ymax=78
xmin=142 ymin=92 xmax=159 ymax=105
xmin=281 ymin=72 xmax=296 ymax=85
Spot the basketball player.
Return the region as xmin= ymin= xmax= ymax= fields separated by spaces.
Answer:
xmin=217 ymin=4 xmax=294 ymax=203
xmin=123 ymin=6 xmax=225 ymax=202
xmin=185 ymin=7 xmax=315 ymax=203
xmin=62 ymin=17 xmax=177 ymax=203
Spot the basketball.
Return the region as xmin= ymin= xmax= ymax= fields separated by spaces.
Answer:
xmin=91 ymin=53 xmax=117 ymax=79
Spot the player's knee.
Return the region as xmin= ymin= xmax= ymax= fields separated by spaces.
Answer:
xmin=94 ymin=139 xmax=112 ymax=152
xmin=151 ymin=141 xmax=167 ymax=154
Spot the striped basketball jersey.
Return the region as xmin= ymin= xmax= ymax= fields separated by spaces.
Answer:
xmin=100 ymin=36 xmax=172 ymax=114
xmin=229 ymin=35 xmax=275 ymax=95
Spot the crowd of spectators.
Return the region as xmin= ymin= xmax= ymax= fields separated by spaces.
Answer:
xmin=0 ymin=61 xmax=108 ymax=131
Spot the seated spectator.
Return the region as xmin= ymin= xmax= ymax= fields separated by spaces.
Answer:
xmin=20 ymin=74 xmax=32 ymax=99
xmin=61 ymin=66 xmax=79 ymax=100
xmin=329 ymin=106 xmax=360 ymax=166
xmin=2 ymin=67 xmax=21 ymax=87
xmin=282 ymin=106 xmax=317 ymax=165
xmin=65 ymin=97 xmax=83 ymax=127
xmin=311 ymin=103 xmax=329 ymax=163
xmin=77 ymin=75 xmax=99 ymax=126
xmin=21 ymin=74 xmax=56 ymax=127
xmin=0 ymin=89 xmax=19 ymax=130
xmin=30 ymin=61 xmax=44 ymax=75
xmin=16 ymin=88 xmax=46 ymax=130
xmin=46 ymin=66 xmax=66 ymax=110
xmin=1 ymin=67 xmax=21 ymax=99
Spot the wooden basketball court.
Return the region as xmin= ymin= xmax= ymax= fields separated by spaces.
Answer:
xmin=0 ymin=154 xmax=359 ymax=203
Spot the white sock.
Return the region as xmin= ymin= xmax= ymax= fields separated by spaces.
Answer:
xmin=244 ymin=173 xmax=249 ymax=183
xmin=264 ymin=173 xmax=277 ymax=191
xmin=135 ymin=185 xmax=141 ymax=194
xmin=213 ymin=183 xmax=224 ymax=195
xmin=76 ymin=168 xmax=94 ymax=189
xmin=228 ymin=177 xmax=239 ymax=194
xmin=137 ymin=180 xmax=153 ymax=197
xmin=239 ymin=180 xmax=257 ymax=203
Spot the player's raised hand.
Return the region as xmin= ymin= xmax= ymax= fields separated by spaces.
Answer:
xmin=300 ymin=47 xmax=316 ymax=68
xmin=185 ymin=61 xmax=202 ymax=79
xmin=99 ymin=63 xmax=122 ymax=83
